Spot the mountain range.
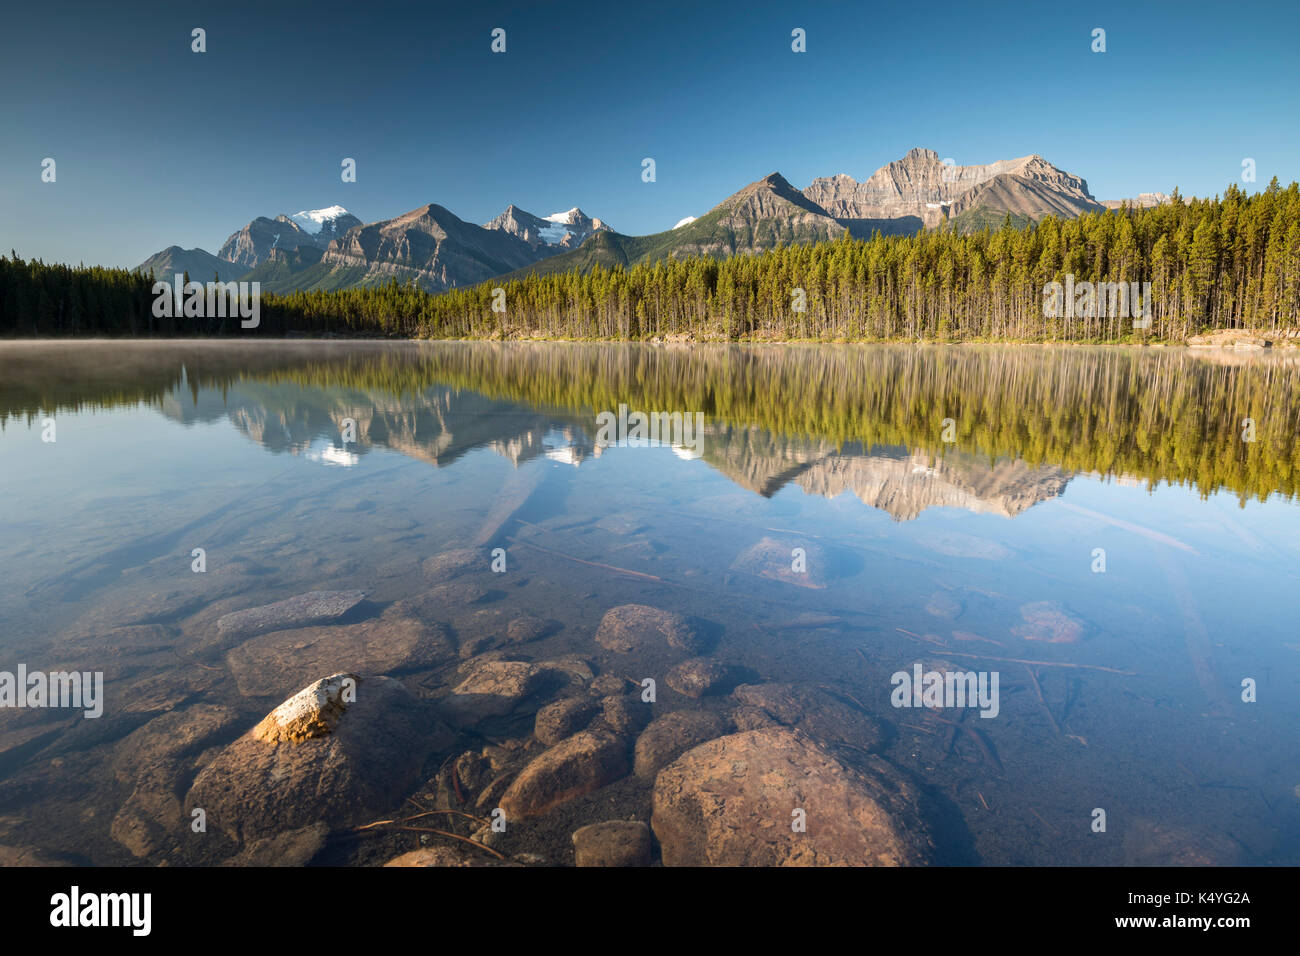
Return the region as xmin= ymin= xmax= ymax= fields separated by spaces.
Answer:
xmin=136 ymin=148 xmax=1164 ymax=294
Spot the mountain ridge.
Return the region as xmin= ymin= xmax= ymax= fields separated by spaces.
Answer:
xmin=137 ymin=148 xmax=1150 ymax=292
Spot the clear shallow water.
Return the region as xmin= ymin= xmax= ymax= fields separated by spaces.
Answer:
xmin=1 ymin=340 xmax=1298 ymax=865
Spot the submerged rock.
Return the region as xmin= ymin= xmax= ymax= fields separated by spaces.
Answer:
xmin=440 ymin=660 xmax=549 ymax=727
xmin=506 ymin=615 xmax=558 ymax=644
xmin=226 ymin=607 xmax=455 ymax=698
xmin=666 ymin=658 xmax=732 ymax=698
xmin=572 ymin=820 xmax=652 ymax=867
xmin=924 ymin=590 xmax=963 ymax=620
xmin=597 ymin=694 xmax=652 ymax=736
xmin=534 ymin=697 xmax=598 ymax=746
xmin=109 ymin=704 xmax=242 ymax=859
xmin=498 ymin=730 xmax=629 ymax=819
xmin=1014 ymin=601 xmax=1086 ymax=644
xmin=421 ymin=548 xmax=485 ymax=583
xmin=731 ymin=536 xmax=830 ymax=589
xmin=1121 ymin=818 xmax=1243 ymax=866
xmin=223 ymin=823 xmax=328 ymax=867
xmin=397 ymin=580 xmax=500 ymax=617
xmin=595 ymin=605 xmax=703 ymax=654
xmin=634 ymin=710 xmax=730 ymax=781
xmin=731 ymin=682 xmax=886 ymax=755
xmin=651 ymin=728 xmax=932 ymax=866
xmin=216 ymin=590 xmax=367 ymax=642
xmin=186 ymin=675 xmax=450 ymax=844
xmin=384 ymin=846 xmax=514 ymax=867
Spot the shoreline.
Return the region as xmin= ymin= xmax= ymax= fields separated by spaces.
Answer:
xmin=3 ymin=330 xmax=1299 ymax=350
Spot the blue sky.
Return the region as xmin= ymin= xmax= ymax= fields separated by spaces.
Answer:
xmin=2 ymin=0 xmax=1297 ymax=268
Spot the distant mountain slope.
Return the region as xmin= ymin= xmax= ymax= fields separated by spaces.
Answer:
xmin=308 ymin=203 xmax=540 ymax=292
xmin=136 ymin=246 xmax=248 ymax=282
xmin=804 ymin=148 xmax=1100 ymax=230
xmin=499 ymin=173 xmax=846 ymax=279
xmin=482 ymin=204 xmax=608 ymax=253
xmin=239 ymin=245 xmax=372 ymax=294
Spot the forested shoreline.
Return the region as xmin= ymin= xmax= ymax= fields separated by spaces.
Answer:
xmin=3 ymin=180 xmax=1298 ymax=341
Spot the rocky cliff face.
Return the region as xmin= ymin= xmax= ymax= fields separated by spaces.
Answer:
xmin=318 ymin=203 xmax=539 ymax=292
xmin=483 ymin=205 xmax=608 ymax=252
xmin=217 ymin=215 xmax=319 ymax=268
xmin=803 ymin=148 xmax=1101 ymax=229
xmin=673 ymin=173 xmax=847 ymax=258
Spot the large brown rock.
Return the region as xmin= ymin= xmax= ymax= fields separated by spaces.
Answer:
xmin=384 ymin=846 xmax=514 ymax=867
xmin=651 ymin=728 xmax=932 ymax=866
xmin=226 ymin=606 xmax=455 ymax=698
xmin=497 ymin=731 xmax=629 ymax=820
xmin=572 ymin=820 xmax=652 ymax=867
xmin=634 ymin=710 xmax=730 ymax=781
xmin=439 ymin=660 xmax=549 ymax=727
xmin=666 ymin=657 xmax=732 ymax=698
xmin=534 ymin=697 xmax=598 ymax=746
xmin=186 ymin=674 xmax=451 ymax=844
xmin=421 ymin=548 xmax=485 ymax=583
xmin=216 ymin=590 xmax=367 ymax=642
xmin=108 ymin=704 xmax=243 ymax=859
xmin=595 ymin=605 xmax=703 ymax=654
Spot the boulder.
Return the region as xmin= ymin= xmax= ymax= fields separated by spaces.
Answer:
xmin=216 ymin=590 xmax=366 ymax=642
xmin=421 ymin=548 xmax=485 ymax=583
xmin=666 ymin=658 xmax=732 ymax=698
xmin=534 ymin=698 xmax=598 ymax=746
xmin=506 ymin=615 xmax=557 ymax=644
xmin=497 ymin=731 xmax=629 ymax=819
xmin=597 ymin=695 xmax=651 ymax=736
xmin=226 ymin=607 xmax=455 ymax=698
xmin=185 ymin=674 xmax=450 ymax=844
xmin=595 ymin=605 xmax=703 ymax=654
xmin=572 ymin=820 xmax=652 ymax=867
xmin=108 ymin=704 xmax=242 ymax=859
xmin=439 ymin=660 xmax=550 ymax=727
xmin=222 ymin=823 xmax=328 ymax=867
xmin=731 ymin=536 xmax=830 ymax=588
xmin=651 ymin=728 xmax=932 ymax=866
xmin=384 ymin=846 xmax=513 ymax=867
xmin=1014 ymin=601 xmax=1086 ymax=644
xmin=634 ymin=710 xmax=729 ymax=781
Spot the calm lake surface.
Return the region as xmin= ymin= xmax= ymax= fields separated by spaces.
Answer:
xmin=1 ymin=339 xmax=1298 ymax=866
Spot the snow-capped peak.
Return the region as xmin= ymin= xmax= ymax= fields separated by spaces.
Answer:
xmin=673 ymin=216 xmax=697 ymax=229
xmin=291 ymin=205 xmax=351 ymax=235
xmin=544 ymin=207 xmax=584 ymax=225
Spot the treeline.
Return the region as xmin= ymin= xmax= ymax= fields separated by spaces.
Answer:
xmin=4 ymin=179 xmax=1299 ymax=340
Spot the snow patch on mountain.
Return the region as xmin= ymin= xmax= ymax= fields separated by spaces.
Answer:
xmin=544 ymin=207 xmax=583 ymax=225
xmin=673 ymin=216 xmax=697 ymax=229
xmin=291 ymin=205 xmax=351 ymax=235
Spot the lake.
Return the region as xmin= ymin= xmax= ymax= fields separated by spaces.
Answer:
xmin=1 ymin=339 xmax=1298 ymax=866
